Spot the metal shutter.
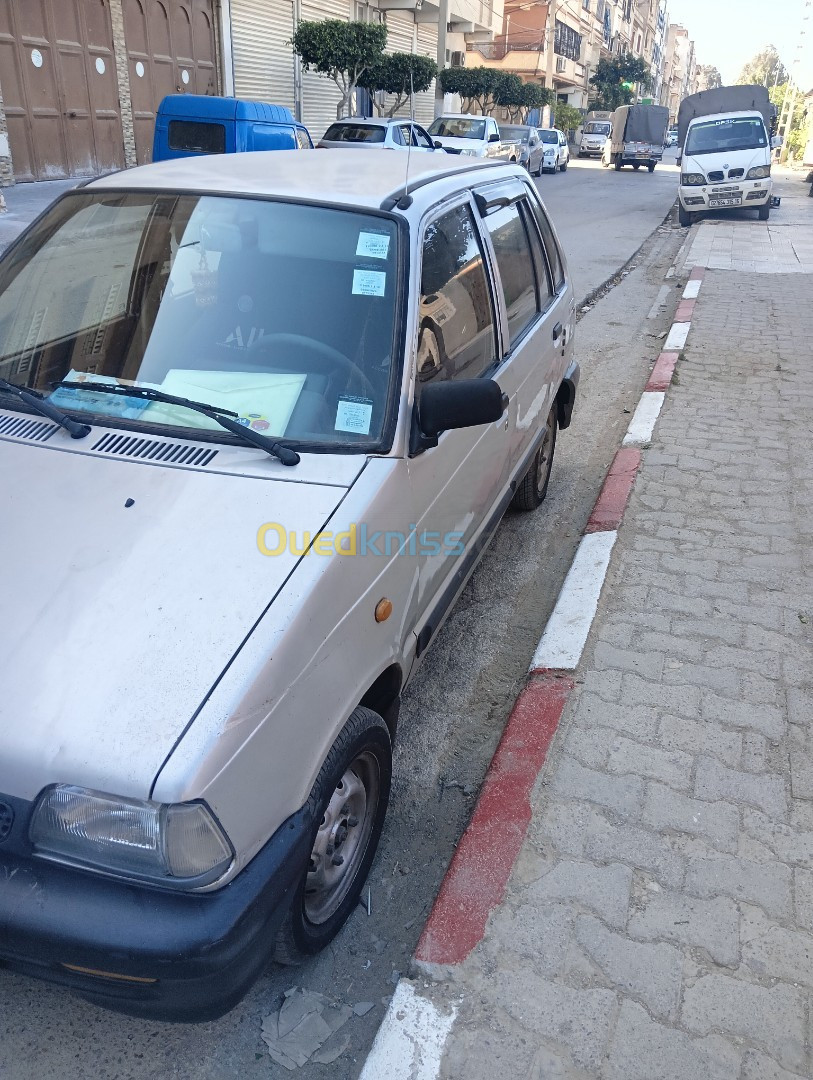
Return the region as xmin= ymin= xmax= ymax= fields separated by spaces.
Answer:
xmin=231 ymin=0 xmax=296 ymax=110
xmin=300 ymin=0 xmax=349 ymax=139
xmin=383 ymin=11 xmax=415 ymax=117
xmin=413 ymin=22 xmax=437 ymax=126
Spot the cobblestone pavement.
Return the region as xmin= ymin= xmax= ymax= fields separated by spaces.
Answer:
xmin=433 ymin=183 xmax=813 ymax=1078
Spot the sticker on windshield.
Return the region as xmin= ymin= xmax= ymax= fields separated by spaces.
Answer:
xmin=356 ymin=232 xmax=390 ymax=260
xmin=48 ymin=371 xmax=153 ymax=419
xmin=352 ymin=269 xmax=386 ymax=297
xmin=335 ymin=395 xmax=373 ymax=435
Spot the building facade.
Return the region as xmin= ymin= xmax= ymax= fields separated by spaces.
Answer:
xmin=0 ymin=0 xmax=502 ymax=185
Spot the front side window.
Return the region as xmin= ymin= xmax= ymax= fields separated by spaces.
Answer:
xmin=500 ymin=126 xmax=530 ymax=144
xmin=0 ymin=193 xmax=400 ymax=449
xmin=418 ymin=204 xmax=495 ymax=383
xmin=686 ymin=117 xmax=767 ymax=156
xmin=483 ymin=203 xmax=539 ymax=348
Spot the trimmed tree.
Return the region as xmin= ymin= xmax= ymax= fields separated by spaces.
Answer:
xmin=439 ymin=66 xmax=508 ymax=115
xmin=290 ymin=19 xmax=387 ymax=120
xmin=517 ymin=82 xmax=554 ymax=123
xmin=359 ymin=52 xmax=438 ymax=117
xmin=589 ymin=56 xmax=652 ymax=111
xmin=553 ymin=101 xmax=583 ymax=136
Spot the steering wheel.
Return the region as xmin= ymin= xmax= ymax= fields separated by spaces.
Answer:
xmin=245 ymin=332 xmax=376 ymax=400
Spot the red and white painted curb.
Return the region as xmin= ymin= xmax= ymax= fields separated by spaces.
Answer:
xmin=360 ymin=270 xmax=706 ymax=1079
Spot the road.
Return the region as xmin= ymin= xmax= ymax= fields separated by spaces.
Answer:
xmin=0 ymin=157 xmax=682 ymax=1080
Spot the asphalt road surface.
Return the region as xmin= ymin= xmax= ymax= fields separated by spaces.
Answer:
xmin=0 ymin=154 xmax=685 ymax=1080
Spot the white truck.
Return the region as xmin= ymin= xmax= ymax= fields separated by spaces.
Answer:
xmin=601 ymin=104 xmax=669 ymax=172
xmin=426 ymin=114 xmax=522 ymax=161
xmin=576 ymin=111 xmax=612 ymax=157
xmin=677 ymin=85 xmax=778 ymax=226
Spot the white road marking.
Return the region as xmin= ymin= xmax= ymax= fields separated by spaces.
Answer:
xmin=682 ymin=278 xmax=702 ymax=299
xmin=529 ymin=531 xmax=618 ymax=671
xmin=359 ymin=980 xmax=457 ymax=1080
xmin=623 ymin=391 xmax=666 ymax=447
xmin=664 ymin=322 xmax=691 ymax=350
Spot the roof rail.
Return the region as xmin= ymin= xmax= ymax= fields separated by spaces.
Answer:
xmin=379 ymin=159 xmax=508 ymax=211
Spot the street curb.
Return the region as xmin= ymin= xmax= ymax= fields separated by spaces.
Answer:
xmin=360 ymin=265 xmax=707 ymax=1074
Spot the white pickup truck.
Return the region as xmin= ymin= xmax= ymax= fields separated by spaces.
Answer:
xmin=427 ymin=114 xmax=521 ymax=161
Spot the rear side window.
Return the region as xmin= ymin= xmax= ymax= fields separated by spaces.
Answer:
xmin=529 ymin=200 xmax=565 ymax=292
xmin=168 ymin=120 xmax=226 ymax=154
xmin=418 ymin=204 xmax=496 ymax=383
xmin=483 ymin=203 xmax=538 ymax=348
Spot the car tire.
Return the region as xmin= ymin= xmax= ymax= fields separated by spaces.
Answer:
xmin=678 ymin=203 xmax=695 ymax=227
xmin=614 ymin=156 xmax=622 ymax=171
xmin=647 ymin=162 xmax=656 ymax=173
xmin=560 ymin=159 xmax=568 ymax=172
xmin=632 ymin=162 xmax=641 ymax=170
xmin=758 ymin=203 xmax=770 ymax=221
xmin=511 ymin=405 xmax=557 ymax=511
xmin=274 ymin=707 xmax=392 ymax=964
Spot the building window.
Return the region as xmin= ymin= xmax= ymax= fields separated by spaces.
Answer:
xmin=554 ymin=19 xmax=582 ymax=62
xmin=582 ymin=0 xmax=590 ymax=9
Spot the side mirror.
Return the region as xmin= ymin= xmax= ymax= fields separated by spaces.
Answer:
xmin=771 ymin=136 xmax=782 ymax=149
xmin=433 ymin=139 xmax=443 ymax=148
xmin=412 ymin=379 xmax=506 ymax=452
xmin=489 ymin=131 xmax=500 ymax=143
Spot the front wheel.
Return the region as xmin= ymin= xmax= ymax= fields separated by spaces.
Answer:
xmin=275 ymin=707 xmax=392 ymax=963
xmin=647 ymin=162 xmax=656 ymax=173
xmin=614 ymin=156 xmax=622 ymax=171
xmin=678 ymin=202 xmax=695 ymax=227
xmin=758 ymin=203 xmax=770 ymax=221
xmin=511 ymin=405 xmax=557 ymax=511
xmin=560 ymin=159 xmax=568 ymax=172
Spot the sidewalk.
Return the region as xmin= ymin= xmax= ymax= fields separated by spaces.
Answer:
xmin=0 ymin=178 xmax=80 ymax=253
xmin=363 ymin=172 xmax=813 ymax=1078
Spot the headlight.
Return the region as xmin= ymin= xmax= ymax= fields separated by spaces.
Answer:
xmin=681 ymin=173 xmax=705 ymax=186
xmin=459 ymin=148 xmax=478 ymax=156
xmin=30 ymin=785 xmax=233 ymax=887
xmin=747 ymin=165 xmax=770 ymax=179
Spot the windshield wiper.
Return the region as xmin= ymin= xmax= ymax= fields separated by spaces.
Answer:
xmin=57 ymin=382 xmax=300 ymax=466
xmin=0 ymin=377 xmax=91 ymax=439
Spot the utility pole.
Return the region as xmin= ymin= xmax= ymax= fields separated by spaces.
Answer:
xmin=544 ymin=0 xmax=560 ymax=111
xmin=435 ymin=0 xmax=450 ymax=117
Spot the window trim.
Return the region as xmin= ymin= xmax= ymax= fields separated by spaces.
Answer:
xmin=522 ymin=182 xmax=567 ymax=298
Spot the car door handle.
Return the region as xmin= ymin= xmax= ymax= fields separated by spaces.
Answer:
xmin=553 ymin=322 xmax=563 ymax=341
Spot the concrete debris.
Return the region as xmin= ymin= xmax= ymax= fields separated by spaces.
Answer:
xmin=353 ymin=1001 xmax=375 ymax=1016
xmin=261 ymin=987 xmax=352 ymax=1070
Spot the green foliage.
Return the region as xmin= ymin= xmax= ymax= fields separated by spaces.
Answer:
xmin=438 ymin=66 xmax=509 ymax=115
xmin=360 ymin=52 xmax=438 ymax=116
xmin=589 ymin=56 xmax=652 ymax=110
xmin=770 ymin=83 xmax=808 ymax=159
xmin=736 ymin=45 xmax=787 ymax=88
xmin=553 ymin=101 xmax=583 ymax=134
xmin=695 ymin=65 xmax=723 ymax=92
xmin=290 ymin=20 xmax=387 ymax=119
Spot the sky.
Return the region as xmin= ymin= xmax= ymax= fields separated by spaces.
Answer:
xmin=665 ymin=0 xmax=812 ymax=85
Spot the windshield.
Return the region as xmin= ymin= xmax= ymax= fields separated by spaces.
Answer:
xmin=0 ymin=193 xmax=400 ymax=450
xmin=686 ymin=117 xmax=767 ymax=156
xmin=499 ymin=126 xmax=528 ymax=142
xmin=323 ymin=123 xmax=386 ymax=144
xmin=584 ymin=122 xmax=610 ymax=135
xmin=428 ymin=118 xmax=486 ymax=140
xmin=539 ymin=130 xmax=558 ymax=144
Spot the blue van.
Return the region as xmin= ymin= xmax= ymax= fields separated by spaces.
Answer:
xmin=152 ymin=95 xmax=313 ymax=162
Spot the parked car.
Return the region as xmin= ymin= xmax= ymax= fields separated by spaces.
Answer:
xmin=0 ymin=150 xmax=578 ymax=1022
xmin=317 ymin=117 xmax=439 ymax=152
xmin=498 ymin=124 xmax=545 ymax=173
xmin=426 ymin=114 xmax=521 ymax=160
xmin=538 ymin=127 xmax=570 ymax=174
xmin=576 ymin=112 xmax=613 ymax=157
xmin=153 ymin=95 xmax=313 ymax=162
xmin=665 ymin=125 xmax=679 ymax=148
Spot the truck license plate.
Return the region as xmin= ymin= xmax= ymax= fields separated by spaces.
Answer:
xmin=709 ymin=197 xmax=741 ymax=207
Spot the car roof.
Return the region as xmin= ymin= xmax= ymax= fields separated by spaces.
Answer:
xmin=86 ymin=148 xmax=507 ymax=210
xmin=326 ymin=117 xmax=420 ymax=128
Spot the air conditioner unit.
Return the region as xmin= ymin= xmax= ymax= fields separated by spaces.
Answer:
xmin=451 ymin=50 xmax=465 ymax=67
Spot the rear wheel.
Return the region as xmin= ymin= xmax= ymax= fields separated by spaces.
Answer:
xmin=614 ymin=155 xmax=622 ymax=171
xmin=758 ymin=203 xmax=770 ymax=221
xmin=511 ymin=405 xmax=557 ymax=511
xmin=275 ymin=707 xmax=392 ymax=963
xmin=647 ymin=162 xmax=656 ymax=173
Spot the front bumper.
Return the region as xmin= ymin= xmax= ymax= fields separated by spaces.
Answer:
xmin=0 ymin=804 xmax=313 ymax=1021
xmin=679 ymin=178 xmax=771 ymax=211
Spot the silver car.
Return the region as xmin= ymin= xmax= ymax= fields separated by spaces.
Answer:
xmin=318 ymin=116 xmax=439 ymax=152
xmin=498 ymin=124 xmax=546 ymax=174
xmin=0 ymin=149 xmax=578 ymax=1021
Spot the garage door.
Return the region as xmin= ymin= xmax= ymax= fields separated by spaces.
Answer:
xmin=123 ymin=0 xmax=217 ymax=164
xmin=0 ymin=0 xmax=124 ymax=181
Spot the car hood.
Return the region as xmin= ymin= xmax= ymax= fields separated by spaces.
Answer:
xmin=0 ymin=438 xmax=360 ymax=801
xmin=430 ymin=135 xmax=483 ymax=153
